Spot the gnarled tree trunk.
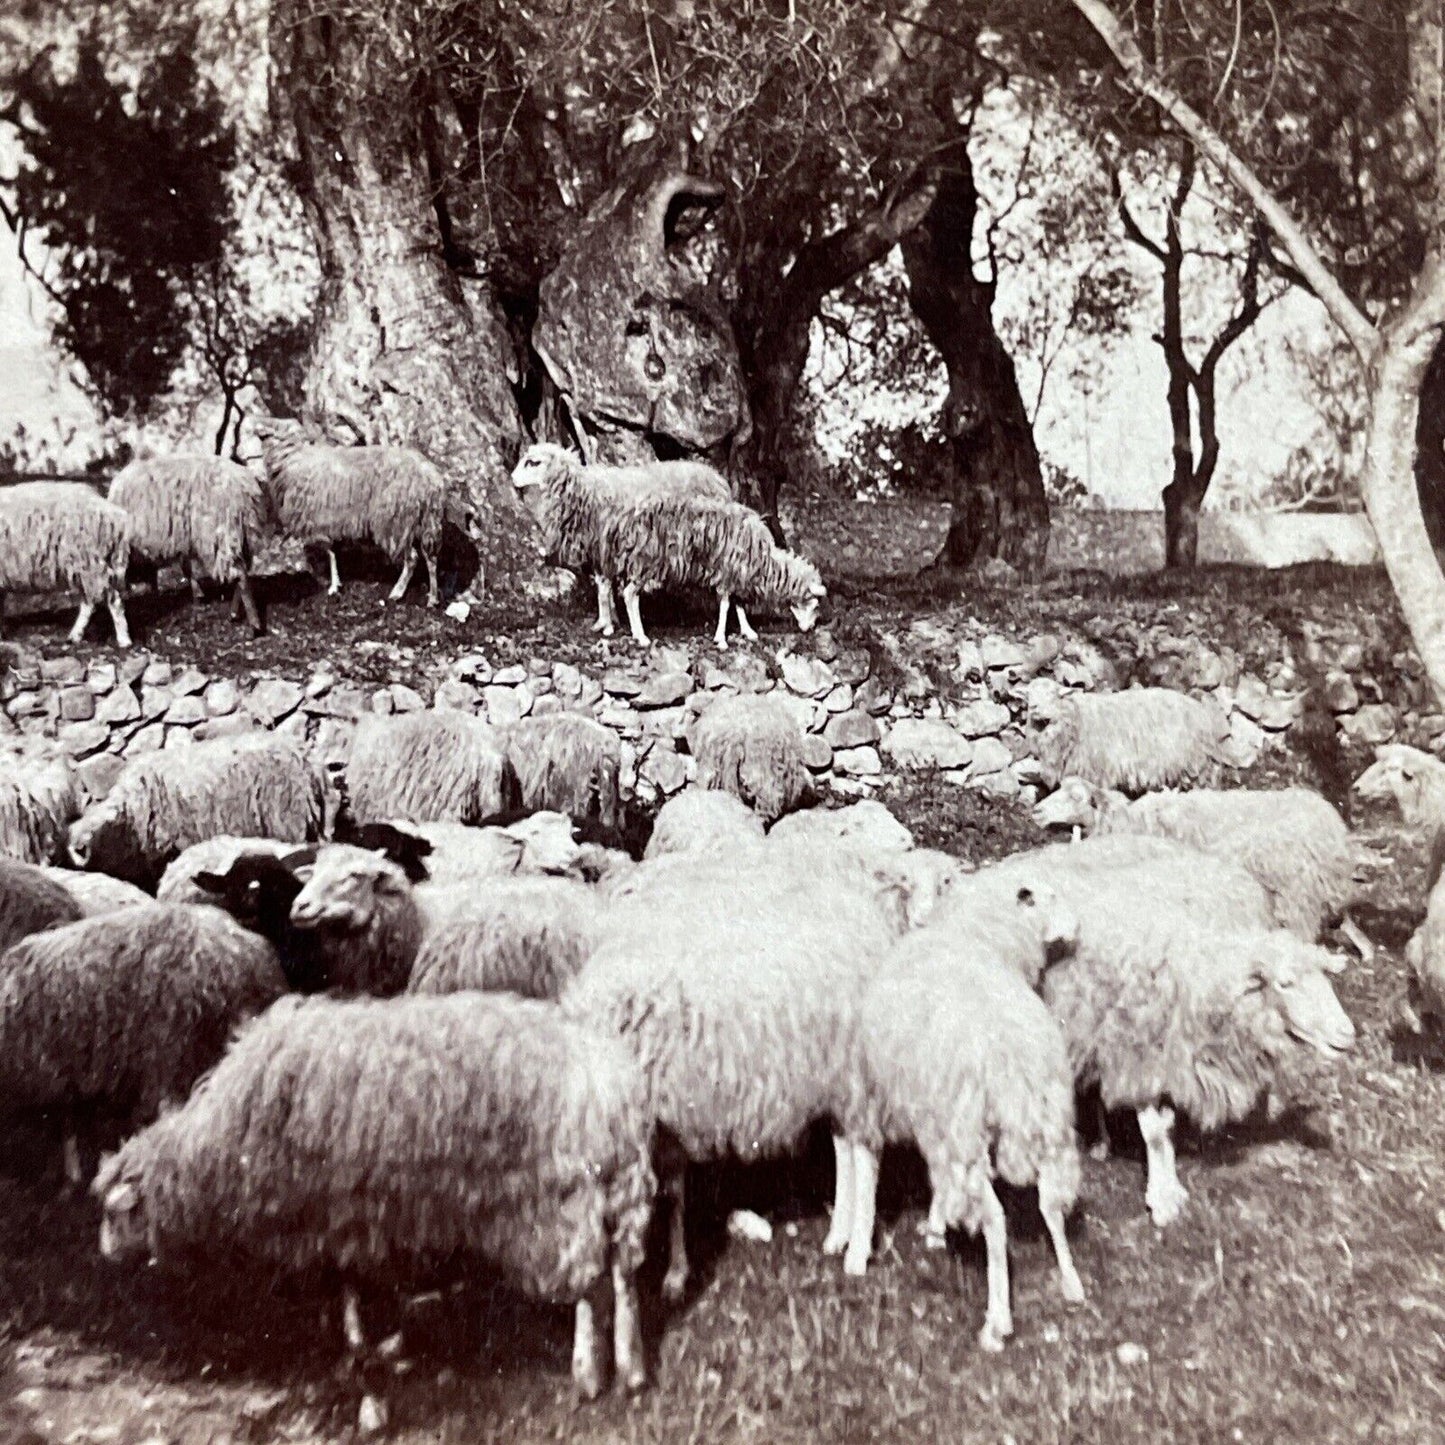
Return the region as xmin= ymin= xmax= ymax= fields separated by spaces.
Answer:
xmin=901 ymin=153 xmax=1049 ymax=576
xmin=268 ymin=6 xmax=531 ymax=585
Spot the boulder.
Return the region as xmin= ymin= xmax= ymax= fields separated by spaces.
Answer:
xmin=882 ymin=719 xmax=972 ymax=771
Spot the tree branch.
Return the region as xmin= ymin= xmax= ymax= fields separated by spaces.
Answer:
xmin=1070 ymin=0 xmax=1380 ymax=363
xmin=1110 ymin=170 xmax=1166 ymax=262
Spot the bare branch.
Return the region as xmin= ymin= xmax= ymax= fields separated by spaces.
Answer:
xmin=1110 ymin=169 xmax=1166 ymax=263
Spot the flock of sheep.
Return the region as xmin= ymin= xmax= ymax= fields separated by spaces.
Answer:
xmin=0 ymin=431 xmax=826 ymax=650
xmin=5 ymin=674 xmax=1443 ymax=1424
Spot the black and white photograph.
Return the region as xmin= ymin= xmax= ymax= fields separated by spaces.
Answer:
xmin=0 ymin=1 xmax=1440 ymax=1439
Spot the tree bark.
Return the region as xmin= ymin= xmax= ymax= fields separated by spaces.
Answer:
xmin=1416 ymin=337 xmax=1445 ymax=549
xmin=268 ymin=6 xmax=531 ymax=585
xmin=901 ymin=153 xmax=1049 ymax=576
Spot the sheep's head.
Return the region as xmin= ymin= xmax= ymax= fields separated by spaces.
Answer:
xmin=1243 ymin=933 xmax=1356 ymax=1058
xmin=67 ymin=802 xmax=138 ymax=881
xmin=511 ymin=443 xmax=575 ymax=496
xmin=334 ymin=820 xmax=434 ymax=883
xmin=872 ymin=847 xmax=968 ymax=930
xmin=1032 ymin=777 xmax=1099 ymax=832
xmin=1352 ymin=744 xmax=1443 ymax=827
xmin=289 ymin=846 xmax=411 ymax=932
xmin=506 ymin=810 xmax=583 ymax=875
xmin=789 ymin=573 xmax=827 ymax=634
xmin=193 ymin=848 xmax=316 ymax=930
xmin=94 ymin=1152 xmax=151 ymax=1263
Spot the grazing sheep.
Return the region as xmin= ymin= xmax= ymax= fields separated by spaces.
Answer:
xmin=0 ymin=903 xmax=286 ymax=1182
xmin=256 ymin=420 xmax=446 ymax=605
xmin=510 ymin=442 xmax=731 ymax=633
xmin=0 ymin=856 xmax=83 ymax=950
xmin=95 ymin=990 xmax=656 ymax=1399
xmin=108 ymin=454 xmax=265 ymax=632
xmin=1034 ymin=778 xmax=1364 ymax=951
xmin=0 ymin=739 xmax=80 ymax=864
xmin=68 ymin=734 xmax=327 ymax=888
xmin=768 ymin=799 xmax=915 ymax=855
xmin=506 ymin=713 xmax=622 ymax=830
xmin=512 ymin=445 xmax=825 ymax=647
xmin=687 ymin=694 xmax=812 ymax=824
xmin=1037 ymin=687 xmax=1228 ymax=795
xmin=856 ymin=870 xmax=1084 ymax=1348
xmin=36 ymin=867 xmax=150 ymax=918
xmin=346 ymin=711 xmax=520 ymax=826
xmin=1406 ymin=873 xmax=1445 ymax=1020
xmin=643 ymin=787 xmax=766 ymax=862
xmin=565 ymin=849 xmax=904 ymax=1297
xmin=407 ymin=876 xmax=599 ymax=1000
xmin=0 ymin=482 xmax=132 ymax=646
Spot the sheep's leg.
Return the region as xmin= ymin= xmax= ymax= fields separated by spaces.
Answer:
xmin=571 ymin=1277 xmax=609 ymax=1400
xmin=69 ymin=598 xmax=98 ymax=645
xmin=1339 ymin=910 xmax=1375 ymax=964
xmin=660 ymin=1159 xmax=689 ymax=1304
xmin=422 ymin=548 xmax=440 ymax=608
xmin=1038 ymin=1160 xmax=1086 ymax=1306
xmin=621 ymin=583 xmax=650 ymax=648
xmin=713 ymin=591 xmax=730 ymax=650
xmin=734 ymin=603 xmax=758 ymax=642
xmin=342 ymin=1286 xmax=367 ymax=1354
xmin=105 ymin=590 xmax=132 ymax=649
xmin=1088 ymin=1091 xmax=1112 ymax=1162
xmin=843 ymin=1141 xmax=879 ymax=1277
xmin=919 ymin=1177 xmax=947 ymax=1250
xmin=1139 ymin=1104 xmax=1188 ymax=1227
xmin=183 ymin=560 xmax=203 ymax=602
xmin=977 ymin=1181 xmax=1014 ymax=1351
xmin=233 ymin=570 xmax=262 ymax=634
xmin=387 ymin=549 xmax=417 ymax=604
xmin=821 ymin=1131 xmax=855 ymax=1256
xmin=326 ymin=547 xmax=342 ymax=596
xmin=593 ymin=575 xmax=616 ymax=635
xmin=612 ymin=1259 xmax=647 ymax=1393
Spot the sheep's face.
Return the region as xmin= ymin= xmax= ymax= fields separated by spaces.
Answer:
xmin=790 ymin=580 xmax=826 ymax=634
xmin=94 ymin=1157 xmax=150 ymax=1263
xmin=511 ymin=444 xmax=571 ymax=497
xmin=883 ymin=848 xmax=967 ymax=930
xmin=289 ymin=848 xmax=409 ymax=932
xmin=1032 ymin=778 xmax=1097 ymax=832
xmin=1353 ymin=744 xmax=1438 ymax=826
xmin=193 ymin=850 xmax=313 ymax=929
xmin=507 ymin=810 xmax=582 ymax=875
xmin=1248 ymin=937 xmax=1356 ymax=1057
xmin=1010 ymin=878 xmax=1079 ymax=958
xmin=67 ymin=806 xmax=137 ymax=881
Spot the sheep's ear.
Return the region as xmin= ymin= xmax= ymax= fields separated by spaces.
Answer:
xmin=192 ymin=871 xmax=228 ymax=894
xmin=291 ymin=863 xmax=316 ymax=883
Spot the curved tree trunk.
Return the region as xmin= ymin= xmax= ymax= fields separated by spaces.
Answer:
xmin=268 ymin=7 xmax=531 ymax=587
xmin=901 ymin=155 xmax=1049 ymax=577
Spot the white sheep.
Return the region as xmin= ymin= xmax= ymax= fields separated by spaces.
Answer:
xmin=1353 ymin=743 xmax=1445 ymax=834
xmin=1037 ymin=687 xmax=1228 ymax=794
xmin=687 ymin=693 xmax=813 ymax=824
xmin=0 ymin=738 xmax=80 ymax=864
xmin=0 ymin=482 xmax=132 ymax=646
xmin=36 ymin=866 xmax=150 ymax=918
xmin=345 ymin=711 xmax=519 ymax=826
xmin=256 ymin=419 xmax=447 ymax=605
xmin=341 ymin=812 xmax=586 ymax=885
xmin=767 ymin=799 xmax=915 ymax=855
xmin=1405 ymin=873 xmax=1445 ymax=1021
xmin=512 ymin=445 xmax=825 ymax=648
xmin=95 ymin=990 xmax=656 ymax=1400
xmin=67 ymin=733 xmax=327 ymax=887
xmin=1034 ymin=777 xmax=1368 ymax=955
xmin=510 ymin=441 xmax=731 ymax=633
xmin=643 ymin=786 xmax=766 ymax=862
xmin=506 ymin=712 xmax=622 ymax=830
xmin=108 ymin=454 xmax=265 ymax=632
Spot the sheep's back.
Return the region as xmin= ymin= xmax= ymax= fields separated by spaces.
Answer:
xmin=0 ymin=744 xmax=79 ymax=864
xmin=348 ymin=713 xmax=518 ymax=825
xmin=0 ymin=483 xmax=129 ymax=598
xmin=109 ymin=456 xmax=264 ymax=578
xmin=0 ymin=856 xmax=83 ymax=950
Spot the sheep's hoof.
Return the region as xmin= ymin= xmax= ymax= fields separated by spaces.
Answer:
xmin=660 ymin=1267 xmax=688 ymax=1305
xmin=1060 ymin=1271 xmax=1086 ymax=1306
xmin=922 ymin=1228 xmax=947 ymax=1252
xmin=1145 ymin=1182 xmax=1188 ymax=1228
xmin=1089 ymin=1139 xmax=1111 ymax=1162
xmin=842 ymin=1247 xmax=870 ymax=1278
xmin=978 ymin=1320 xmax=1011 ymax=1353
xmin=821 ymin=1223 xmax=849 ymax=1257
xmin=328 ymin=586 xmax=341 ymax=598
xmin=357 ymin=1394 xmax=387 ymax=1435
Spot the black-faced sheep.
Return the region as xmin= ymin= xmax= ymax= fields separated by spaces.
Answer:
xmin=345 ymin=711 xmax=520 ymax=826
xmin=157 ymin=835 xmax=308 ymax=906
xmin=506 ymin=713 xmax=622 ymax=830
xmin=0 ymin=902 xmax=286 ymax=1182
xmin=108 ymin=454 xmax=265 ymax=632
xmin=0 ymin=482 xmax=132 ymax=647
xmin=95 ymin=990 xmax=656 ymax=1399
xmin=686 ymin=693 xmax=813 ymax=824
xmin=0 ymin=739 xmax=80 ymax=864
xmin=0 ymin=856 xmax=83 ymax=950
xmin=1037 ymin=687 xmax=1228 ymax=794
xmin=67 ymin=733 xmax=327 ymax=888
xmin=256 ymin=420 xmax=447 ymax=605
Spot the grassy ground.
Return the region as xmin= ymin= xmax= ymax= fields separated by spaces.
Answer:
xmin=3 ymin=502 xmax=1445 ymax=1444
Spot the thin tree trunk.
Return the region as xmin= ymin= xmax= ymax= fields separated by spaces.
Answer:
xmin=901 ymin=154 xmax=1049 ymax=576
xmin=269 ymin=6 xmax=531 ymax=585
xmin=1159 ymin=150 xmax=1200 ymax=567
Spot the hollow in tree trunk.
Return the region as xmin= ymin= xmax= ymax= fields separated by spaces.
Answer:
xmin=901 ymin=154 xmax=1049 ymax=576
xmin=269 ymin=6 xmax=531 ymax=586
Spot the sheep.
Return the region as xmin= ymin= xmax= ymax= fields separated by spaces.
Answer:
xmin=1037 ymin=687 xmax=1228 ymax=795
xmin=345 ymin=711 xmax=520 ymax=827
xmin=255 ymin=419 xmax=446 ymax=605
xmin=512 ymin=445 xmax=826 ymax=647
xmin=509 ymin=442 xmax=731 ymax=633
xmin=95 ymin=990 xmax=656 ymax=1400
xmin=0 ymin=482 xmax=132 ymax=646
xmin=0 ymin=902 xmax=286 ymax=1183
xmin=36 ymin=867 xmax=150 ymax=918
xmin=506 ymin=713 xmax=622 ymax=830
xmin=976 ymin=861 xmax=1355 ymax=1225
xmin=407 ymin=876 xmax=599 ymax=1000
xmin=157 ymin=836 xmax=306 ymax=906
xmin=1406 ymin=873 xmax=1445 ymax=1021
xmin=643 ymin=786 xmax=766 ymax=862
xmin=108 ymin=454 xmax=265 ymax=632
xmin=1034 ymin=777 xmax=1368 ymax=955
xmin=339 ymin=812 xmax=586 ymax=885
xmin=767 ymin=799 xmax=915 ymax=855
xmin=1354 ymin=744 xmax=1445 ymax=895
xmin=67 ymin=733 xmax=327 ymax=888
xmin=855 ymin=870 xmax=1084 ymax=1349
xmin=564 ymin=848 xmax=905 ymax=1297
xmin=0 ymin=738 xmax=80 ymax=864
xmin=0 ymin=856 xmax=83 ymax=950
xmin=687 ymin=693 xmax=813 ymax=824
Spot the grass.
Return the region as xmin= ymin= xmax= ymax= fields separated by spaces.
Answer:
xmin=3 ymin=545 xmax=1445 ymax=1443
